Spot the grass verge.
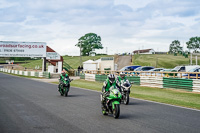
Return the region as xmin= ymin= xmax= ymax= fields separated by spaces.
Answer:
xmin=53 ymin=79 xmax=200 ymax=110
xmin=132 ymin=54 xmax=195 ymax=68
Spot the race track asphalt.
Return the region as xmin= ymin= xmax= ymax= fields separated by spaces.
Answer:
xmin=0 ymin=72 xmax=200 ymax=133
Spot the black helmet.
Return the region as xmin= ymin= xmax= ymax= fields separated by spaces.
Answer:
xmin=108 ymin=74 xmax=115 ymax=84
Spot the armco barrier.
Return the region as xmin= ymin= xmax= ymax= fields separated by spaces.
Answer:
xmin=28 ymin=71 xmax=31 ymax=76
xmin=140 ymin=76 xmax=163 ymax=88
xmin=163 ymin=77 xmax=193 ymax=91
xmin=80 ymin=73 xmax=85 ymax=79
xmin=95 ymin=74 xmax=107 ymax=82
xmin=31 ymin=71 xmax=35 ymax=76
xmin=192 ymin=79 xmax=200 ymax=92
xmin=127 ymin=76 xmax=140 ymax=85
xmin=85 ymin=74 xmax=95 ymax=81
xmin=35 ymin=72 xmax=39 ymax=77
xmin=82 ymin=73 xmax=198 ymax=92
xmin=15 ymin=70 xmax=18 ymax=74
xmin=95 ymin=74 xmax=141 ymax=85
xmin=43 ymin=72 xmax=50 ymax=79
xmin=19 ymin=71 xmax=23 ymax=75
xmin=24 ymin=71 xmax=28 ymax=76
xmin=0 ymin=68 xmax=50 ymax=78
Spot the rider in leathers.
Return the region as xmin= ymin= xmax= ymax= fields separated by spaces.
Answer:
xmin=58 ymin=70 xmax=69 ymax=92
xmin=101 ymin=74 xmax=116 ymax=109
xmin=116 ymin=72 xmax=129 ymax=92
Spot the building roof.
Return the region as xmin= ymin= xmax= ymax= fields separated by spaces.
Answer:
xmin=133 ymin=49 xmax=154 ymax=53
xmin=83 ymin=60 xmax=99 ymax=64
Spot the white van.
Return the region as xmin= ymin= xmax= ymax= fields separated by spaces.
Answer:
xmin=171 ymin=65 xmax=200 ymax=72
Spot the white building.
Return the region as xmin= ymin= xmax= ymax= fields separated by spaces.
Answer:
xmin=83 ymin=57 xmax=116 ymax=71
xmin=133 ymin=49 xmax=155 ymax=54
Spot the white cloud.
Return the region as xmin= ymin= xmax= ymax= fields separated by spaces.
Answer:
xmin=0 ymin=0 xmax=200 ymax=56
xmin=0 ymin=0 xmax=19 ymax=9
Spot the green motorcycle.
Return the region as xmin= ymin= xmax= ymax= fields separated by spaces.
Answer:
xmin=58 ymin=78 xmax=73 ymax=97
xmin=101 ymin=86 xmax=122 ymax=119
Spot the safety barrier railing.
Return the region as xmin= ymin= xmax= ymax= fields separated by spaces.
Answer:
xmin=0 ymin=68 xmax=50 ymax=78
xmin=82 ymin=70 xmax=200 ymax=79
xmin=79 ymin=70 xmax=200 ymax=92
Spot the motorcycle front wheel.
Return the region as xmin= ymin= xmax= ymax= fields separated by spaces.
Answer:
xmin=124 ymin=93 xmax=129 ymax=105
xmin=113 ymin=104 xmax=120 ymax=119
xmin=65 ymin=88 xmax=69 ymax=97
xmin=60 ymin=89 xmax=64 ymax=96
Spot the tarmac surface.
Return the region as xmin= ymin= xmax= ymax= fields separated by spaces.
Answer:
xmin=0 ymin=72 xmax=200 ymax=133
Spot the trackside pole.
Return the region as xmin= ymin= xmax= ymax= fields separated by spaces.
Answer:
xmin=42 ymin=57 xmax=46 ymax=72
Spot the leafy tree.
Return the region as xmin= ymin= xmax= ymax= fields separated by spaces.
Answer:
xmin=186 ymin=36 xmax=200 ymax=53
xmin=169 ymin=40 xmax=182 ymax=53
xmin=75 ymin=33 xmax=103 ymax=56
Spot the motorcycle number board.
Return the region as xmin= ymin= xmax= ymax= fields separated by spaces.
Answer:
xmin=0 ymin=41 xmax=46 ymax=57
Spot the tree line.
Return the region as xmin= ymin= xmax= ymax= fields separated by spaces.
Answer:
xmin=169 ymin=36 xmax=200 ymax=54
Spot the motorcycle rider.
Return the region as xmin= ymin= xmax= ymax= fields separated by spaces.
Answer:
xmin=58 ymin=70 xmax=69 ymax=92
xmin=116 ymin=72 xmax=129 ymax=92
xmin=101 ymin=74 xmax=117 ymax=108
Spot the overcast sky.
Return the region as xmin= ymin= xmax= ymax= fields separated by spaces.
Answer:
xmin=0 ymin=0 xmax=200 ymax=55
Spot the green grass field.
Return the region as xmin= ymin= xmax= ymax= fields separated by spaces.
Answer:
xmin=132 ymin=54 xmax=198 ymax=68
xmin=67 ymin=79 xmax=200 ymax=110
xmin=0 ymin=55 xmax=115 ymax=69
xmin=1 ymin=54 xmax=198 ymax=70
xmin=20 ymin=59 xmax=45 ymax=69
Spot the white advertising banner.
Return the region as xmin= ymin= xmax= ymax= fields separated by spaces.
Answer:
xmin=0 ymin=41 xmax=46 ymax=57
xmin=46 ymin=52 xmax=60 ymax=60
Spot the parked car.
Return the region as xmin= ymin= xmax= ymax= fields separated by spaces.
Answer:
xmin=134 ymin=66 xmax=154 ymax=71
xmin=183 ymin=67 xmax=200 ymax=79
xmin=120 ymin=65 xmax=141 ymax=71
xmin=169 ymin=65 xmax=200 ymax=77
xmin=119 ymin=65 xmax=141 ymax=75
xmin=160 ymin=69 xmax=171 ymax=72
xmin=160 ymin=69 xmax=172 ymax=76
xmin=146 ymin=68 xmax=164 ymax=76
xmin=171 ymin=66 xmax=186 ymax=72
xmin=133 ymin=66 xmax=154 ymax=75
xmin=148 ymin=68 xmax=164 ymax=72
xmin=171 ymin=65 xmax=200 ymax=72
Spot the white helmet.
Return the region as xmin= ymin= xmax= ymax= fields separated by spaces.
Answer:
xmin=120 ymin=72 xmax=125 ymax=79
xmin=108 ymin=74 xmax=115 ymax=84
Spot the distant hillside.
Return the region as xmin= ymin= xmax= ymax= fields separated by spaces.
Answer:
xmin=3 ymin=54 xmax=195 ymax=70
xmin=132 ymin=54 xmax=198 ymax=69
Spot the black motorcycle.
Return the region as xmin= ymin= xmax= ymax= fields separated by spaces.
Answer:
xmin=120 ymin=81 xmax=132 ymax=105
xmin=58 ymin=78 xmax=73 ymax=97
